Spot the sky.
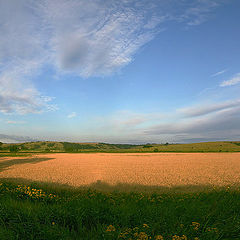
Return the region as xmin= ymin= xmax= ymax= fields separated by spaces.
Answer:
xmin=0 ymin=0 xmax=240 ymax=144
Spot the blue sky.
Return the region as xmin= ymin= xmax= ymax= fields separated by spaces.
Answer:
xmin=0 ymin=0 xmax=240 ymax=143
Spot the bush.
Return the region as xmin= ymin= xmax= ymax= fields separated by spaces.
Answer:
xmin=9 ymin=145 xmax=19 ymax=152
xmin=143 ymin=145 xmax=153 ymax=148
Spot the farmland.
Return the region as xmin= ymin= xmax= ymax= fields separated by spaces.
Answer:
xmin=1 ymin=153 xmax=240 ymax=187
xmin=1 ymin=152 xmax=240 ymax=239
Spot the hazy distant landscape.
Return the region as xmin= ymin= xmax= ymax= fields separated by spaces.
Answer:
xmin=1 ymin=141 xmax=240 ymax=154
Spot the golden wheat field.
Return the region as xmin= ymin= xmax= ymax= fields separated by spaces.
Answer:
xmin=1 ymin=153 xmax=240 ymax=187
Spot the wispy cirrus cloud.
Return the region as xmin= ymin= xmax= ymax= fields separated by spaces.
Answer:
xmin=211 ymin=69 xmax=227 ymax=77
xmin=67 ymin=112 xmax=77 ymax=119
xmin=6 ymin=120 xmax=26 ymax=124
xmin=0 ymin=0 xmax=223 ymax=115
xmin=42 ymin=0 xmax=222 ymax=76
xmin=2 ymin=97 xmax=239 ymax=143
xmin=40 ymin=0 xmax=168 ymax=77
xmin=0 ymin=62 xmax=58 ymax=115
xmin=94 ymin=110 xmax=166 ymax=132
xmin=178 ymin=99 xmax=240 ymax=117
xmin=141 ymin=99 xmax=240 ymax=142
xmin=85 ymin=98 xmax=240 ymax=143
xmin=220 ymin=73 xmax=240 ymax=87
xmin=168 ymin=0 xmax=220 ymax=27
xmin=0 ymin=0 xmax=56 ymax=115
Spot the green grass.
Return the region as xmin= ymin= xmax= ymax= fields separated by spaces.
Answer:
xmin=0 ymin=157 xmax=54 ymax=172
xmin=0 ymin=152 xmax=33 ymax=158
xmin=1 ymin=141 xmax=240 ymax=154
xmin=0 ymin=179 xmax=240 ymax=239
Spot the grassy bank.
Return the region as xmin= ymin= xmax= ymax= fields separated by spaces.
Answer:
xmin=0 ymin=180 xmax=239 ymax=239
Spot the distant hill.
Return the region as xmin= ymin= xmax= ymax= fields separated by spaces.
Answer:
xmin=0 ymin=141 xmax=240 ymax=153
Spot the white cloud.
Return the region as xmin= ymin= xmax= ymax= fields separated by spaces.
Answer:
xmin=67 ymin=112 xmax=77 ymax=118
xmin=0 ymin=0 xmax=223 ymax=114
xmin=94 ymin=110 xmax=166 ymax=132
xmin=83 ymin=99 xmax=240 ymax=143
xmin=2 ymin=98 xmax=239 ymax=144
xmin=141 ymin=99 xmax=240 ymax=142
xmin=0 ymin=0 xmax=56 ymax=115
xmin=6 ymin=120 xmax=26 ymax=124
xmin=178 ymin=99 xmax=240 ymax=117
xmin=211 ymin=69 xmax=227 ymax=77
xmin=220 ymin=73 xmax=240 ymax=87
xmin=41 ymin=0 xmax=167 ymax=77
xmin=174 ymin=0 xmax=220 ymax=26
xmin=41 ymin=0 xmax=222 ymax=76
xmin=0 ymin=133 xmax=36 ymax=143
xmin=0 ymin=62 xmax=58 ymax=115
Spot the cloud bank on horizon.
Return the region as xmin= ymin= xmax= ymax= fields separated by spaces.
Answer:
xmin=0 ymin=0 xmax=240 ymax=143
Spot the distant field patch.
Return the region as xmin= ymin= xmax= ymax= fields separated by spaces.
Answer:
xmin=1 ymin=153 xmax=240 ymax=187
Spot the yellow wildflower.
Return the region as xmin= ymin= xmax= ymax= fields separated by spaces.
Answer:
xmin=125 ymin=228 xmax=132 ymax=233
xmin=206 ymin=227 xmax=218 ymax=232
xmin=172 ymin=235 xmax=180 ymax=240
xmin=191 ymin=222 xmax=200 ymax=230
xmin=172 ymin=235 xmax=187 ymax=240
xmin=106 ymin=225 xmax=116 ymax=232
xmin=155 ymin=235 xmax=164 ymax=240
xmin=136 ymin=232 xmax=148 ymax=240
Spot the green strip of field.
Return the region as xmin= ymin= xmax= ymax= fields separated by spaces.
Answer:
xmin=0 ymin=179 xmax=239 ymax=240
xmin=1 ymin=141 xmax=240 ymax=154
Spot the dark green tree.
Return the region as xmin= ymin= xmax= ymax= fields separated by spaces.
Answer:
xmin=9 ymin=145 xmax=19 ymax=152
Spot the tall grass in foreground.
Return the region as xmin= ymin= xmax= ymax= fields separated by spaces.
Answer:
xmin=0 ymin=180 xmax=240 ymax=240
